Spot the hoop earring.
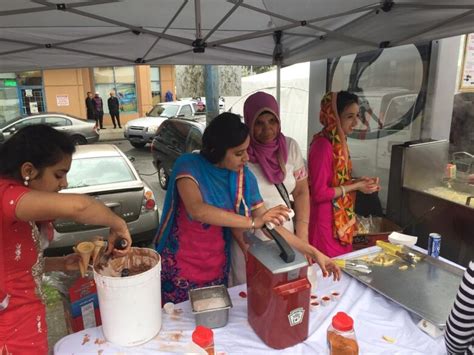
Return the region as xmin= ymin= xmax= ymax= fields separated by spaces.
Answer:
xmin=24 ymin=176 xmax=30 ymax=186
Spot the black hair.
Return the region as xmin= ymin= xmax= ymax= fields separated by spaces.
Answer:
xmin=200 ymin=112 xmax=249 ymax=164
xmin=336 ymin=91 xmax=359 ymax=116
xmin=0 ymin=124 xmax=76 ymax=181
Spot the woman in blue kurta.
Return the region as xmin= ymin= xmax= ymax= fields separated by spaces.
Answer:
xmin=155 ymin=113 xmax=340 ymax=304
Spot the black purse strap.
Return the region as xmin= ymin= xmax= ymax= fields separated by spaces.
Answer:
xmin=274 ymin=183 xmax=292 ymax=209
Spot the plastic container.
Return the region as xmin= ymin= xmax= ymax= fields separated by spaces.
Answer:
xmin=327 ymin=312 xmax=359 ymax=355
xmin=93 ymin=247 xmax=161 ymax=346
xmin=192 ymin=325 xmax=215 ymax=355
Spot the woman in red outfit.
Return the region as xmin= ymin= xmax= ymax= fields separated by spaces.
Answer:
xmin=0 ymin=125 xmax=132 ymax=354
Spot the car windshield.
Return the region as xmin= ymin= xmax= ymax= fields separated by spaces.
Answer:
xmin=66 ymin=156 xmax=136 ymax=188
xmin=0 ymin=116 xmax=23 ymax=129
xmin=148 ymin=104 xmax=179 ymax=118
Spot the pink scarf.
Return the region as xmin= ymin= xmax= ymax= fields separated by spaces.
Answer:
xmin=244 ymin=92 xmax=288 ymax=184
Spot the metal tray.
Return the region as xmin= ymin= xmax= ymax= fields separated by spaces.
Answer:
xmin=341 ymin=246 xmax=464 ymax=328
xmin=188 ymin=285 xmax=233 ymax=329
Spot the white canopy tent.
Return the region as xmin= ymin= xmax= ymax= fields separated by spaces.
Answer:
xmin=1 ymin=0 xmax=474 ymax=71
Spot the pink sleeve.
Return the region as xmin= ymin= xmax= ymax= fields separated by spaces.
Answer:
xmin=2 ymin=184 xmax=29 ymax=221
xmin=308 ymin=138 xmax=335 ymax=203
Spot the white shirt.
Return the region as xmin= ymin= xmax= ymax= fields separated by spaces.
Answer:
xmin=247 ymin=136 xmax=307 ymax=238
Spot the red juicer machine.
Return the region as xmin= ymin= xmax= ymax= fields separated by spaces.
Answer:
xmin=246 ymin=227 xmax=310 ymax=349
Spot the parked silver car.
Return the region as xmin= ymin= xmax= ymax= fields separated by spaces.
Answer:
xmin=123 ymin=100 xmax=204 ymax=148
xmin=0 ymin=113 xmax=99 ymax=145
xmin=46 ymin=144 xmax=159 ymax=254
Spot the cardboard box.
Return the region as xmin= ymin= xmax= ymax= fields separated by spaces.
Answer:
xmin=353 ymin=217 xmax=401 ymax=250
xmin=63 ymin=276 xmax=101 ymax=333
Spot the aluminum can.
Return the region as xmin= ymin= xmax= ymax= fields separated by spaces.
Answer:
xmin=428 ymin=233 xmax=441 ymax=257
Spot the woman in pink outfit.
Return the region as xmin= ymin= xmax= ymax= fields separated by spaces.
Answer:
xmin=0 ymin=125 xmax=131 ymax=354
xmin=308 ymin=91 xmax=380 ymax=257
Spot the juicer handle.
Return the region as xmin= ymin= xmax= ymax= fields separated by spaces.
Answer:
xmin=263 ymin=226 xmax=295 ymax=263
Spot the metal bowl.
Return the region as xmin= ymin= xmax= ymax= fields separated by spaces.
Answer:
xmin=188 ymin=285 xmax=233 ymax=329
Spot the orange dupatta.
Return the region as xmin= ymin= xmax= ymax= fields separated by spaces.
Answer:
xmin=313 ymin=92 xmax=356 ymax=245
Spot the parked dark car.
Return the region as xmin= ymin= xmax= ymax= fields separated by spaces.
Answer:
xmin=0 ymin=113 xmax=99 ymax=145
xmin=151 ymin=118 xmax=205 ymax=190
xmin=124 ymin=100 xmax=204 ymax=148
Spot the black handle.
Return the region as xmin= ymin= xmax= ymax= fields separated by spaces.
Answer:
xmin=263 ymin=226 xmax=295 ymax=263
xmin=401 ymin=206 xmax=436 ymax=233
xmin=114 ymin=238 xmax=128 ymax=250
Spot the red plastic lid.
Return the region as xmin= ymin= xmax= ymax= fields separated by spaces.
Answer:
xmin=192 ymin=325 xmax=214 ymax=347
xmin=332 ymin=312 xmax=354 ymax=332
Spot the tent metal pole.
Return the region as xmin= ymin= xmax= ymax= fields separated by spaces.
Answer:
xmin=203 ymin=0 xmax=242 ymax=42
xmin=64 ymin=8 xmax=193 ymax=45
xmin=212 ymin=45 xmax=272 ymax=59
xmin=0 ymin=0 xmax=117 ymax=17
xmin=53 ymin=46 xmax=135 ymax=63
xmin=0 ymin=30 xmax=131 ymax=57
xmin=395 ymin=3 xmax=474 ymax=10
xmin=237 ymin=1 xmax=378 ymax=47
xmin=276 ymin=64 xmax=281 ymax=106
xmin=194 ymin=0 xmax=202 ymax=40
xmin=146 ymin=49 xmax=193 ymax=62
xmin=208 ymin=22 xmax=296 ymax=46
xmin=393 ymin=9 xmax=474 ymax=46
xmin=142 ymin=0 xmax=189 ymax=60
xmin=237 ymin=1 xmax=378 ymax=24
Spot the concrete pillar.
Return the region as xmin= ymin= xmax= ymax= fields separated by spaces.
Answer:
xmin=307 ymin=60 xmax=328 ymax=148
xmin=422 ymin=36 xmax=462 ymax=140
xmin=204 ymin=64 xmax=219 ymax=125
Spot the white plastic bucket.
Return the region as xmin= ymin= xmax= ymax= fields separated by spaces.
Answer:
xmin=93 ymin=247 xmax=162 ymax=346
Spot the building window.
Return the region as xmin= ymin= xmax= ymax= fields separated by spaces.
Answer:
xmin=151 ymin=66 xmax=161 ymax=105
xmin=0 ymin=73 xmax=20 ymax=124
xmin=93 ymin=66 xmax=137 ymax=113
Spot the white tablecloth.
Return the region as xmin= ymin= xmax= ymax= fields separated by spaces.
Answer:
xmin=55 ymin=250 xmax=449 ymax=355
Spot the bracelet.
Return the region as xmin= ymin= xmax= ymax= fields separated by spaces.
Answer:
xmin=295 ymin=219 xmax=309 ymax=224
xmin=340 ymin=185 xmax=346 ymax=198
xmin=249 ymin=216 xmax=256 ymax=234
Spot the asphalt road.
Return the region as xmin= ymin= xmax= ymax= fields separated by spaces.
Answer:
xmin=104 ymin=139 xmax=166 ymax=216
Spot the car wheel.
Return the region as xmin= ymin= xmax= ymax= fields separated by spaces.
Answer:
xmin=158 ymin=164 xmax=169 ymax=190
xmin=131 ymin=142 xmax=146 ymax=148
xmin=71 ymin=135 xmax=87 ymax=145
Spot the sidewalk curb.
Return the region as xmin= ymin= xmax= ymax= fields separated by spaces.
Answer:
xmin=97 ymin=126 xmax=126 ymax=142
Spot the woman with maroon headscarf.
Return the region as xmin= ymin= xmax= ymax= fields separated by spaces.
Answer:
xmin=230 ymin=91 xmax=312 ymax=285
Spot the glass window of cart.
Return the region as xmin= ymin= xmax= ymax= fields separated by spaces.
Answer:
xmin=327 ymin=43 xmax=431 ymax=210
xmin=93 ymin=66 xmax=137 ymax=113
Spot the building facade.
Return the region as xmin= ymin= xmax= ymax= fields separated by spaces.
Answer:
xmin=0 ymin=65 xmax=176 ymax=126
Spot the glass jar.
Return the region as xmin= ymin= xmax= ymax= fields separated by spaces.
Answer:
xmin=327 ymin=312 xmax=359 ymax=355
xmin=192 ymin=325 xmax=215 ymax=355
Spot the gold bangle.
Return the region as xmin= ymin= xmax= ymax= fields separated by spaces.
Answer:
xmin=340 ymin=185 xmax=346 ymax=197
xmin=296 ymin=219 xmax=309 ymax=224
xmin=248 ymin=216 xmax=256 ymax=234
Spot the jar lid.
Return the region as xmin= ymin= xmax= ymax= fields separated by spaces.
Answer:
xmin=192 ymin=325 xmax=214 ymax=347
xmin=332 ymin=311 xmax=354 ymax=332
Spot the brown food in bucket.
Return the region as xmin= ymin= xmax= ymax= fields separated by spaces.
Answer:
xmin=94 ymin=247 xmax=158 ymax=277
